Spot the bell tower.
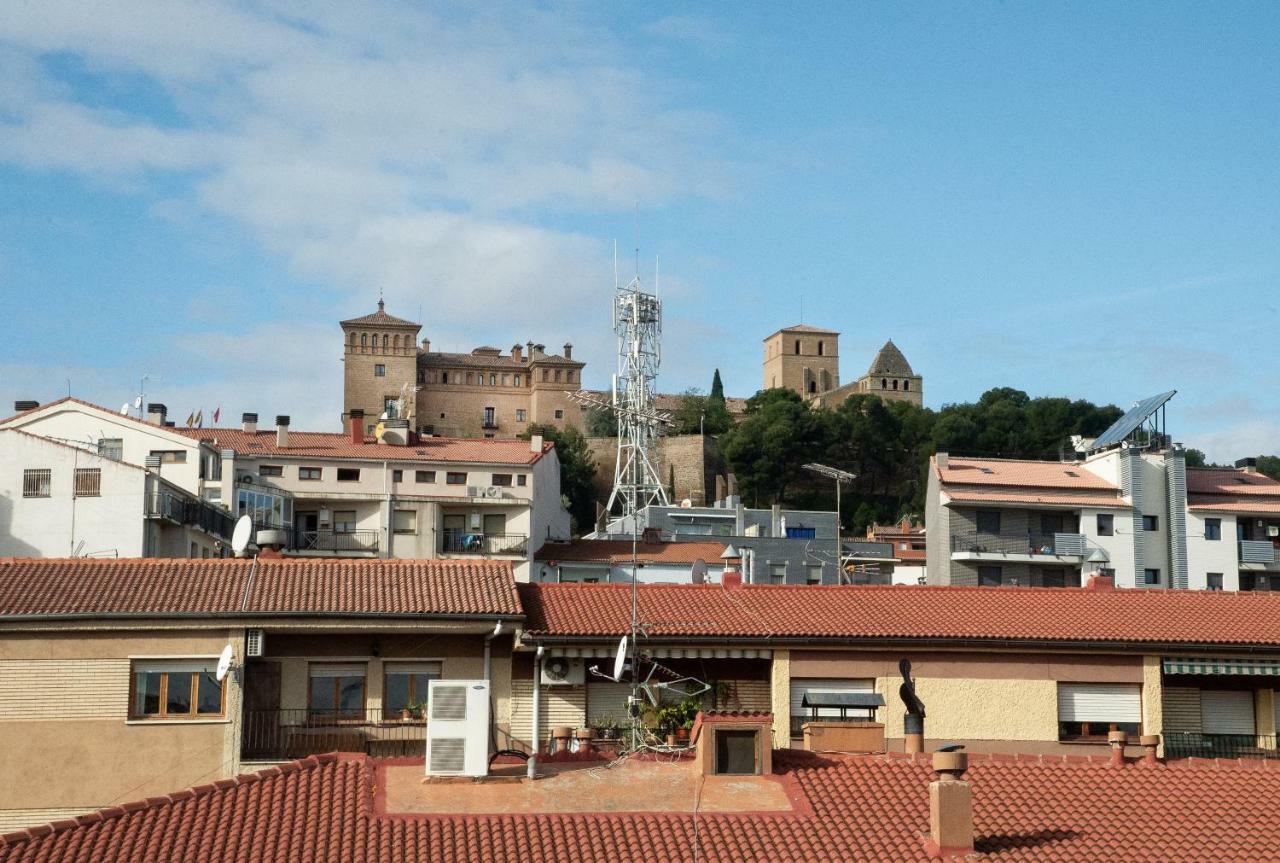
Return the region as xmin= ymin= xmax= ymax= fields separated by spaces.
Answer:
xmin=340 ymin=300 xmax=422 ymax=433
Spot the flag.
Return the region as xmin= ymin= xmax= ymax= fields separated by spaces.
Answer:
xmin=186 ymin=411 xmax=195 ymax=427
xmin=195 ymin=410 xmax=203 ymax=428
xmin=212 ymin=406 xmax=221 ymax=424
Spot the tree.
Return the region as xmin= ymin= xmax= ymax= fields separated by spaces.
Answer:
xmin=703 ymin=369 xmax=732 ymax=434
xmin=1184 ymin=448 xmax=1209 ymax=468
xmin=709 ymin=369 xmax=725 ymax=403
xmin=1257 ymin=455 xmax=1280 ymax=481
xmin=524 ymin=424 xmax=597 ymax=533
xmin=583 ymin=406 xmax=617 ymax=438
xmin=719 ymin=388 xmax=828 ymax=505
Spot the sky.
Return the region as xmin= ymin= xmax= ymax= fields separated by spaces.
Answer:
xmin=0 ymin=1 xmax=1277 ymax=462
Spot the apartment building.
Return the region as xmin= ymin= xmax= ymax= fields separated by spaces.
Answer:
xmin=0 ymin=557 xmax=521 ymax=831
xmin=2 ymin=399 xmax=570 ymax=577
xmin=763 ymin=325 xmax=923 ymax=407
xmin=340 ymin=301 xmax=585 ymax=439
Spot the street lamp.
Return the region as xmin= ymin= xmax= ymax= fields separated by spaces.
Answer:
xmin=803 ymin=463 xmax=857 ymax=584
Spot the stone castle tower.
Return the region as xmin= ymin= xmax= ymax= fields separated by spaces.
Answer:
xmin=763 ymin=325 xmax=923 ymax=407
xmin=340 ymin=300 xmax=422 ymax=434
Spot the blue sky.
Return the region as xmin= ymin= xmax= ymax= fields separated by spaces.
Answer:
xmin=1 ymin=2 xmax=1276 ymax=460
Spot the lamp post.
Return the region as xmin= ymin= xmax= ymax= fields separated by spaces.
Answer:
xmin=802 ymin=463 xmax=857 ymax=584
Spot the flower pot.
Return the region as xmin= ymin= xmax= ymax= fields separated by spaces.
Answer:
xmin=675 ymin=727 xmax=690 ymax=742
xmin=666 ymin=733 xmax=677 ymax=747
xmin=401 ymin=710 xmax=412 ymax=722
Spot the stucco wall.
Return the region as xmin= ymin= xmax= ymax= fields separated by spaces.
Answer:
xmin=770 ymin=650 xmax=790 ymax=748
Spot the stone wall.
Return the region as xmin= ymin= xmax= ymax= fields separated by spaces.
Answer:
xmin=585 ymin=434 xmax=727 ymax=513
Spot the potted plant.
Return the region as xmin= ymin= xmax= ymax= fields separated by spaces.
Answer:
xmin=593 ymin=715 xmax=619 ymax=740
xmin=400 ymin=702 xmax=413 ymax=722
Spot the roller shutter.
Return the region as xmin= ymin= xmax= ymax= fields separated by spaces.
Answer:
xmin=509 ymin=679 xmax=586 ymax=749
xmin=1056 ymin=683 xmax=1141 ymax=723
xmin=586 ymin=681 xmax=632 ymax=727
xmin=1200 ymin=690 xmax=1255 ymax=735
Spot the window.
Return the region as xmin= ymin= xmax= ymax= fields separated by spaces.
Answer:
xmin=97 ymin=438 xmax=123 ymax=461
xmin=333 ymin=510 xmax=356 ymax=533
xmin=517 ymin=474 xmax=527 ymax=487
xmin=806 ymin=565 xmax=823 ymax=585
xmin=769 ymin=563 xmax=787 ymax=584
xmin=554 ymin=409 xmax=564 ymax=420
xmin=382 ymin=334 xmax=389 ymax=349
xmin=22 ymin=468 xmax=51 ymax=498
xmin=383 ymin=396 xmax=399 ymax=418
xmin=492 ymin=473 xmax=513 ymax=487
xmin=553 ymin=370 xmax=562 ymax=383
xmin=131 ymin=660 xmax=225 ymax=720
xmin=1096 ymin=514 xmax=1114 ymax=536
xmin=1040 ymin=568 xmax=1067 ymax=588
xmin=903 ymin=380 xmax=910 ymax=391
xmin=374 ymin=364 xmax=385 ymax=377
xmin=446 ymin=472 xmax=467 ymax=485
xmin=978 ymin=566 xmax=1002 ymax=587
xmin=190 ymin=542 xmax=199 ymax=558
xmin=490 ymin=374 xmax=497 ymax=386
xmin=1057 ymin=683 xmax=1141 ymax=741
xmin=393 ymin=509 xmax=417 ymax=534
xmin=881 ymin=378 xmax=887 ymax=389
xmin=516 ymin=409 xmax=527 ymax=422
xmin=73 ymin=468 xmax=101 ymax=497
xmin=542 ymin=369 xmax=549 ymax=382
xmin=1207 ymin=572 xmax=1224 ymax=591
xmin=337 ymin=468 xmax=360 ymax=482
xmin=567 ymin=370 xmax=575 ymax=382
xmin=1204 ymin=518 xmax=1222 ymax=541
xmin=236 ymin=488 xmax=290 ymax=528
xmin=790 ymin=678 xmax=874 ymax=737
xmin=514 ymin=374 xmax=522 ymax=387
xmin=975 ymin=510 xmax=1002 ymax=534
xmin=483 ymin=406 xmax=496 ymax=428
xmin=794 ymin=339 xmax=800 ymax=355
xmin=1201 ymin=690 xmax=1256 ymax=735
xmin=1039 ymin=513 xmax=1065 ymax=535
xmin=383 ymin=661 xmax=442 ymax=716
xmin=817 ymin=340 xmax=824 ymax=356
xmin=299 ymin=467 xmax=322 ymax=480
xmin=149 ymin=450 xmax=187 ymax=464
xmin=1143 ymin=568 xmax=1161 ymax=585
xmin=392 ymin=469 xmax=403 ymax=482
xmin=308 ymin=663 xmax=366 ymax=718
xmin=259 ymin=464 xmax=283 ymax=477
xmin=441 ymin=372 xmax=448 ymax=384
xmin=416 ymin=470 xmax=436 ymax=483
xmin=361 ymin=333 xmax=368 ymax=347
xmin=1142 ymin=515 xmax=1159 ymax=531
xmin=892 ymin=379 xmax=899 ymax=390
xmin=1241 ymin=573 xmax=1258 ymax=591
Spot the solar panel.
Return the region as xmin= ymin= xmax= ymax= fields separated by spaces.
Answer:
xmin=1090 ymin=390 xmax=1176 ymax=451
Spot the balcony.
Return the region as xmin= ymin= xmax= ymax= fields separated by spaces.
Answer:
xmin=1163 ymin=731 xmax=1280 ymax=760
xmin=950 ymin=531 xmax=1086 ymax=561
xmin=145 ymin=492 xmax=235 ymax=541
xmin=241 ymin=708 xmax=424 ymax=761
xmin=294 ymin=529 xmax=380 ymax=555
xmin=440 ymin=530 xmax=528 ymax=556
xmin=1240 ymin=540 xmax=1278 ymax=566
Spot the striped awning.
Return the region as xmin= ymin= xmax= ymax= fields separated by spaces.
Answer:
xmin=1164 ymin=656 xmax=1280 ymax=676
xmin=549 ymin=645 xmax=771 ymax=660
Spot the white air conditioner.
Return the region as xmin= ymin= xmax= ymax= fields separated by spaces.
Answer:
xmin=541 ymin=656 xmax=584 ymax=686
xmin=483 ymin=486 xmax=502 ymax=499
xmin=467 ymin=485 xmax=480 ymax=497
xmin=425 ymin=679 xmax=490 ymax=777
xmin=244 ymin=628 xmax=265 ymax=657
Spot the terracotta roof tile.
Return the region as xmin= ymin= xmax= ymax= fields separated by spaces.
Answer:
xmin=936 ymin=457 xmax=1118 ymax=490
xmin=535 ymin=539 xmax=726 ymax=565
xmin=420 ymin=351 xmax=582 ymax=368
xmin=340 ymin=306 xmax=420 ymax=327
xmin=6 ymin=751 xmax=1280 ymax=862
xmin=170 ymin=427 xmax=550 ymax=465
xmin=1187 ymin=495 xmax=1280 ymax=514
xmin=518 ymin=581 xmax=1280 ymax=647
xmin=0 ymin=558 xmax=521 ymax=619
xmin=943 ymin=487 xmax=1130 ymax=508
xmin=1187 ymin=468 xmax=1280 ymax=496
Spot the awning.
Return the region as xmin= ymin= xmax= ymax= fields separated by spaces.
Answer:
xmin=1164 ymin=657 xmax=1280 ymax=676
xmin=549 ymin=645 xmax=772 ymax=660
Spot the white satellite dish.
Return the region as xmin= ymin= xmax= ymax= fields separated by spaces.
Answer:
xmin=691 ymin=559 xmax=707 ymax=584
xmin=611 ymin=634 xmax=628 ymax=682
xmin=230 ymin=515 xmax=253 ymax=557
xmin=133 ymin=396 xmax=143 ymax=409
xmin=120 ymin=403 xmax=130 ymax=416
xmin=215 ymin=644 xmax=234 ymax=682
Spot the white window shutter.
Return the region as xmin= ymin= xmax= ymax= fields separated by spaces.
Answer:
xmin=1056 ymin=683 xmax=1141 ymax=723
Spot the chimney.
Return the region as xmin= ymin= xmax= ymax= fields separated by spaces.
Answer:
xmin=422 ymin=337 xmax=431 ymax=353
xmin=534 ymin=343 xmax=546 ymax=357
xmin=935 ymin=451 xmax=949 ymax=470
xmin=242 ymin=412 xmax=258 ymax=434
xmin=1085 ymin=573 xmax=1115 ymax=591
xmin=926 ymin=749 xmax=973 ymax=859
xmin=1108 ymin=730 xmax=1128 ymax=767
xmin=511 ymin=343 xmax=523 ymax=363
xmin=722 ymin=570 xmax=743 ymax=588
xmin=13 ymin=400 xmax=38 ymax=412
xmin=275 ymin=415 xmax=290 ymax=448
xmin=563 ymin=342 xmax=573 ymax=360
xmin=1140 ymin=734 xmax=1160 ymax=764
xmin=1236 ymin=457 xmax=1258 ymax=473
xmin=771 ymin=503 xmax=782 ymax=536
xmin=349 ymin=409 xmax=365 ymax=444
xmin=146 ymin=403 xmax=167 ymax=425
xmin=530 ymin=433 xmax=544 ymax=454
xmin=526 ymin=340 xmax=534 ymax=359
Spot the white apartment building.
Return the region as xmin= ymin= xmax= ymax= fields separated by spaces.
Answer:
xmin=1 ymin=400 xmax=570 ymax=578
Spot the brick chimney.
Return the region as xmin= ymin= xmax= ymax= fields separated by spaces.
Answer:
xmin=925 ymin=750 xmax=973 ymax=859
xmin=275 ymin=415 xmax=290 ymax=448
xmin=511 ymin=343 xmax=523 ymax=363
xmin=241 ymin=412 xmax=258 ymax=434
xmin=349 ymin=409 xmax=365 ymax=444
xmin=422 ymin=337 xmax=431 ymax=353
xmin=1085 ymin=573 xmax=1115 ymax=591
xmin=563 ymin=342 xmax=573 ymax=360
xmin=147 ymin=403 xmax=167 ymax=426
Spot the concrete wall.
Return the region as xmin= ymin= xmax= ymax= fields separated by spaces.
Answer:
xmin=1186 ymin=510 xmax=1239 ymax=590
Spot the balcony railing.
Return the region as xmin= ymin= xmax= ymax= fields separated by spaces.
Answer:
xmin=145 ymin=492 xmax=235 ymax=540
xmin=241 ymin=708 xmax=425 ymax=760
xmin=440 ymin=530 xmax=528 ymax=556
xmin=951 ymin=531 xmax=1086 ymax=557
xmin=1240 ymin=540 xmax=1278 ymax=565
xmin=295 ymin=529 xmax=380 ymax=554
xmin=1163 ymin=731 xmax=1280 ymax=760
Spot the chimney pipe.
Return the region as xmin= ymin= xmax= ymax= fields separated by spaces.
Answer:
xmin=1108 ymin=730 xmax=1128 ymax=767
xmin=926 ymin=750 xmax=973 ymax=859
xmin=1140 ymin=734 xmax=1160 ymax=764
xmin=146 ymin=403 xmax=167 ymax=426
xmin=13 ymin=400 xmax=38 ymax=412
xmin=275 ymin=415 xmax=290 ymax=448
xmin=242 ymin=412 xmax=258 ymax=434
xmin=563 ymin=342 xmax=573 ymax=360
xmin=935 ymin=451 xmax=949 ymax=470
xmin=349 ymin=409 xmax=365 ymax=445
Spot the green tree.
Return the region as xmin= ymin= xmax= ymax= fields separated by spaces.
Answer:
xmin=672 ymin=388 xmax=709 ymax=435
xmin=1257 ymin=455 xmax=1280 ymax=481
xmin=524 ymin=424 xmax=597 ymax=533
xmin=583 ymin=406 xmax=617 ymax=438
xmin=704 ymin=369 xmax=732 ymax=434
xmin=1184 ymin=448 xmax=1209 ymax=468
xmin=719 ymin=388 xmax=828 ymax=505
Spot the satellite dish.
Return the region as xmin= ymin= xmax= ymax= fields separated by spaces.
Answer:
xmin=691 ymin=559 xmax=707 ymax=584
xmin=215 ymin=645 xmax=234 ymax=682
xmin=231 ymin=515 xmax=253 ymax=557
xmin=612 ymin=634 xmax=628 ymax=682
xmin=120 ymin=403 xmax=130 ymax=416
xmin=133 ymin=396 xmax=143 ymax=409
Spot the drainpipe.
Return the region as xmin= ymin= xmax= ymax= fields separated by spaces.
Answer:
xmin=527 ymin=645 xmax=543 ymax=780
xmin=484 ymin=621 xmax=504 ymax=681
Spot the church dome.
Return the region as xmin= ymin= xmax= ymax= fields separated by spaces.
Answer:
xmin=867 ymin=340 xmax=914 ymax=376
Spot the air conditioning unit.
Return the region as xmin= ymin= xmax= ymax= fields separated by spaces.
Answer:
xmin=244 ymin=628 xmax=265 ymax=657
xmin=467 ymin=485 xmax=480 ymax=497
xmin=483 ymin=486 xmax=502 ymax=499
xmin=425 ymin=679 xmax=490 ymax=777
xmin=241 ymin=474 xmax=255 ymax=484
xmin=541 ymin=656 xmax=585 ymax=686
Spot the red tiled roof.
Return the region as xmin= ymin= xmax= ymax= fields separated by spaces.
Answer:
xmin=518 ymin=582 xmax=1280 ymax=647
xmin=6 ymin=750 xmax=1280 ymax=862
xmin=1187 ymin=468 xmax=1280 ymax=496
xmin=340 ymin=306 xmax=420 ymax=327
xmin=170 ymin=427 xmax=550 ymax=465
xmin=943 ymin=487 xmax=1130 ymax=509
xmin=1188 ymin=495 xmax=1280 ymax=514
xmin=535 ymin=539 xmax=726 ymax=565
xmin=420 ymin=351 xmax=582 ymax=368
xmin=936 ymin=456 xmax=1118 ymax=490
xmin=0 ymin=558 xmax=521 ymax=619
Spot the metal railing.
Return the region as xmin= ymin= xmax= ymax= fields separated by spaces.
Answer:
xmin=440 ymin=530 xmax=528 ymax=556
xmin=145 ymin=492 xmax=236 ymax=540
xmin=1240 ymin=540 xmax=1278 ymax=565
xmin=1163 ymin=732 xmax=1280 ymax=760
xmin=951 ymin=531 xmax=1086 ymax=557
xmin=240 ymin=708 xmax=426 ymax=760
xmin=296 ymin=529 xmax=380 ymax=554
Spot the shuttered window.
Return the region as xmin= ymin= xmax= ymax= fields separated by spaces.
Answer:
xmin=1057 ymin=683 xmax=1141 ymax=740
xmin=1201 ymin=690 xmax=1255 ymax=736
xmin=790 ymin=678 xmax=874 ymax=738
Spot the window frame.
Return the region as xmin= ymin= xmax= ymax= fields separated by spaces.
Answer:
xmin=1204 ymin=518 xmax=1222 ymax=541
xmin=129 ymin=659 xmax=227 ymax=721
xmin=978 ymin=565 xmax=1002 ymax=587
xmin=1207 ymin=572 xmax=1224 ymax=591
xmin=307 ymin=662 xmax=367 ymax=720
xmin=374 ymin=364 xmax=386 ymax=377
xmin=415 ymin=470 xmax=436 ymax=483
xmin=975 ymin=509 xmax=1002 ymax=534
xmin=393 ymin=509 xmax=417 ymax=535
xmin=446 ymin=472 xmax=467 ymax=485
xmin=517 ymin=474 xmax=528 ymax=487
xmin=1056 ymin=682 xmax=1142 ymax=742
xmin=299 ymin=466 xmax=322 ymax=481
xmin=149 ymin=450 xmax=187 ymax=464
xmin=258 ymin=464 xmax=284 ymax=477
xmin=22 ymin=468 xmax=51 ymax=498
xmin=1142 ymin=515 xmax=1159 ymax=532
xmin=1143 ymin=568 xmax=1161 ymax=585
xmin=491 ymin=473 xmax=513 ymax=487
xmin=336 ymin=468 xmax=361 ymax=482
xmin=382 ymin=660 xmax=443 ymax=717
xmin=73 ymin=467 xmax=101 ymax=498
xmin=1096 ymin=513 xmax=1114 ymax=537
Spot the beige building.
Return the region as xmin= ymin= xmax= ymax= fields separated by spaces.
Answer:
xmin=763 ymin=325 xmax=923 ymax=407
xmin=340 ymin=301 xmax=585 ymax=439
